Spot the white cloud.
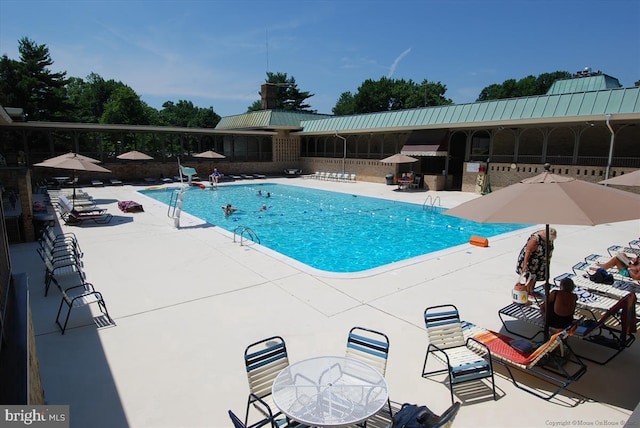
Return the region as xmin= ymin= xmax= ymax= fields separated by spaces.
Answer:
xmin=388 ymin=48 xmax=411 ymax=78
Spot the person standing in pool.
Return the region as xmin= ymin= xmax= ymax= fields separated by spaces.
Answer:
xmin=222 ymin=203 xmax=237 ymax=216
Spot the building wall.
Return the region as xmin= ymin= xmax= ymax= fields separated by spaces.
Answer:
xmin=461 ymin=162 xmax=640 ymax=194
xmin=301 ymin=157 xmax=396 ymax=183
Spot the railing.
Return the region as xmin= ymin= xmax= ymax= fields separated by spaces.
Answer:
xmin=233 ymin=226 xmax=260 ymax=246
xmin=423 ymin=195 xmax=441 ymax=210
xmin=483 ymin=156 xmax=640 ymax=168
xmin=167 ymin=189 xmax=181 ymax=218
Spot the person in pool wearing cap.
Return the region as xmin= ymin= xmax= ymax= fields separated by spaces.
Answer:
xmin=516 ymin=228 xmax=557 ymax=297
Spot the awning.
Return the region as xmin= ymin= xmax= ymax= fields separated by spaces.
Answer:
xmin=401 ymin=143 xmax=448 ymax=157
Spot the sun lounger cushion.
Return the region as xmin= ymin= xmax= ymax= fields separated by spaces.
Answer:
xmin=118 ymin=201 xmax=144 ymax=213
xmin=472 ymin=329 xmax=563 ymax=367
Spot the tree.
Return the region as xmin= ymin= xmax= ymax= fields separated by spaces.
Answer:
xmin=332 ymin=77 xmax=452 ymax=115
xmin=66 ymin=73 xmax=127 ymax=123
xmin=0 ymin=54 xmax=21 ymax=108
xmin=248 ymin=72 xmax=315 ymax=112
xmin=12 ymin=37 xmax=69 ymax=120
xmin=100 ymin=86 xmax=148 ymax=125
xmin=332 ymin=92 xmax=356 ymax=115
xmin=477 ymin=71 xmax=573 ymax=101
xmin=157 ymin=100 xmax=220 ymax=128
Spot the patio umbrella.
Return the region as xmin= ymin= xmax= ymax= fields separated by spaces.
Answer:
xmin=193 ymin=150 xmax=225 ymax=160
xmin=445 ymin=163 xmax=640 ymax=338
xmin=36 ymin=151 xmax=101 ymax=165
xmin=379 ymin=153 xmax=419 ymax=163
xmin=117 ymin=150 xmax=153 ymax=161
xmin=34 ymin=153 xmax=111 ymax=207
xmin=194 ymin=150 xmax=226 ymax=178
xmin=599 ymin=169 xmax=640 ymax=186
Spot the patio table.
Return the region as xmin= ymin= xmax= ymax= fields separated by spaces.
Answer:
xmin=272 ymin=355 xmax=388 ymax=427
xmin=52 ymin=176 xmax=70 ymax=189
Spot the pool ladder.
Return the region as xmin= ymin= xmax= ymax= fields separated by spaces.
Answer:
xmin=168 ymin=188 xmax=185 ymax=227
xmin=423 ymin=195 xmax=441 ymax=210
xmin=233 ymin=226 xmax=260 ymax=246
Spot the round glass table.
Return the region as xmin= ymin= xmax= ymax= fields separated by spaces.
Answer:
xmin=272 ymin=356 xmax=388 ymax=427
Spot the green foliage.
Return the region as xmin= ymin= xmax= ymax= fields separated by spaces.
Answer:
xmin=0 ymin=38 xmax=221 ymax=127
xmin=476 ymin=71 xmax=573 ymax=101
xmin=332 ymin=77 xmax=452 ymax=115
xmin=0 ymin=37 xmax=70 ymax=120
xmin=157 ymin=100 xmax=220 ymax=128
xmin=332 ymin=92 xmax=356 ymax=115
xmin=248 ymin=72 xmax=315 ymax=112
xmin=100 ymin=85 xmax=148 ymax=125
xmin=66 ymin=73 xmax=131 ymax=123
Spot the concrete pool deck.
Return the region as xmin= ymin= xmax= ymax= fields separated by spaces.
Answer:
xmin=9 ymin=177 xmax=640 ymax=427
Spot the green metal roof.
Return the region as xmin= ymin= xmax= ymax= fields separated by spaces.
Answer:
xmin=298 ymin=86 xmax=640 ymax=134
xmin=215 ymin=110 xmax=330 ymax=130
xmin=546 ymin=74 xmax=622 ymax=95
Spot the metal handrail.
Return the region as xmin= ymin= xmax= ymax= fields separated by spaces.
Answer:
xmin=233 ymin=226 xmax=260 ymax=246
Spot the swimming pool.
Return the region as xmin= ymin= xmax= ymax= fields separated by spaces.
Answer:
xmin=139 ymin=183 xmax=527 ymax=273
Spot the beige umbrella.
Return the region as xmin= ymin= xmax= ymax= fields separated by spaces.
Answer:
xmin=194 ymin=150 xmax=225 ymax=178
xmin=445 ymin=163 xmax=640 ymax=337
xmin=379 ymin=153 xmax=418 ymax=163
xmin=36 ymin=151 xmax=101 ymax=165
xmin=34 ymin=153 xmax=111 ymax=207
xmin=117 ymin=150 xmax=153 ymax=161
xmin=599 ymin=169 xmax=640 ymax=186
xmin=193 ymin=150 xmax=225 ymax=159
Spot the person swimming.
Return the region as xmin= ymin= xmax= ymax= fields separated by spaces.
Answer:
xmin=222 ymin=203 xmax=237 ymax=215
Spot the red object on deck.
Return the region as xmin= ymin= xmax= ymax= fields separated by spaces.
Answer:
xmin=470 ymin=236 xmax=489 ymax=247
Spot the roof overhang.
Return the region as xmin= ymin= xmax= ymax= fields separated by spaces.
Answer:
xmin=0 ymin=121 xmax=277 ymax=135
xmin=401 ymin=143 xmax=448 ymax=157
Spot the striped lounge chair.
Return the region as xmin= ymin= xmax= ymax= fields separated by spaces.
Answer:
xmin=422 ymin=304 xmax=496 ymax=404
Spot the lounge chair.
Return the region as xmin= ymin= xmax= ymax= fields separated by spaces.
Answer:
xmin=244 ymin=336 xmax=289 ymax=427
xmin=462 ymin=320 xmax=587 ymax=400
xmin=283 ymin=168 xmax=302 ymax=176
xmin=422 ymin=305 xmax=496 ymax=404
xmin=57 ymin=194 xmax=112 ymax=225
xmin=109 ymin=178 xmax=124 ymax=186
xmin=499 ymin=288 xmax=636 ymax=365
xmin=55 ymin=281 xmax=114 ymax=334
xmin=38 ymin=224 xmax=82 ymax=258
xmin=607 ymin=245 xmax=640 ymax=257
xmin=38 ymin=244 xmax=85 ymax=297
xmin=91 ymin=179 xmax=104 ymax=187
xmin=345 ymin=326 xmax=393 ymax=416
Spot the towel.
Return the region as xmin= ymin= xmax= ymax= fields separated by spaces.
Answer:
xmin=118 ymin=201 xmax=144 ymax=213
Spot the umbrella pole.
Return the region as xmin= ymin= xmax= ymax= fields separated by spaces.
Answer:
xmin=72 ymin=173 xmax=76 ymax=210
xmin=543 ymin=223 xmax=551 ymax=341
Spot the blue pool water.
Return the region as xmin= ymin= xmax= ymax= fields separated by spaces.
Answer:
xmin=139 ymin=183 xmax=527 ymax=273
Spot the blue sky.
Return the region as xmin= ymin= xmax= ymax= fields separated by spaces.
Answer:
xmin=1 ymin=0 xmax=638 ymax=117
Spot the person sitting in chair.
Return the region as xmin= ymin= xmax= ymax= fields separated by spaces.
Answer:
xmin=597 ymin=252 xmax=640 ymax=280
xmin=541 ymin=277 xmax=577 ymax=329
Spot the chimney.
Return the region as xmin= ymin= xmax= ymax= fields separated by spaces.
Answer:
xmin=261 ymin=83 xmax=278 ymax=110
